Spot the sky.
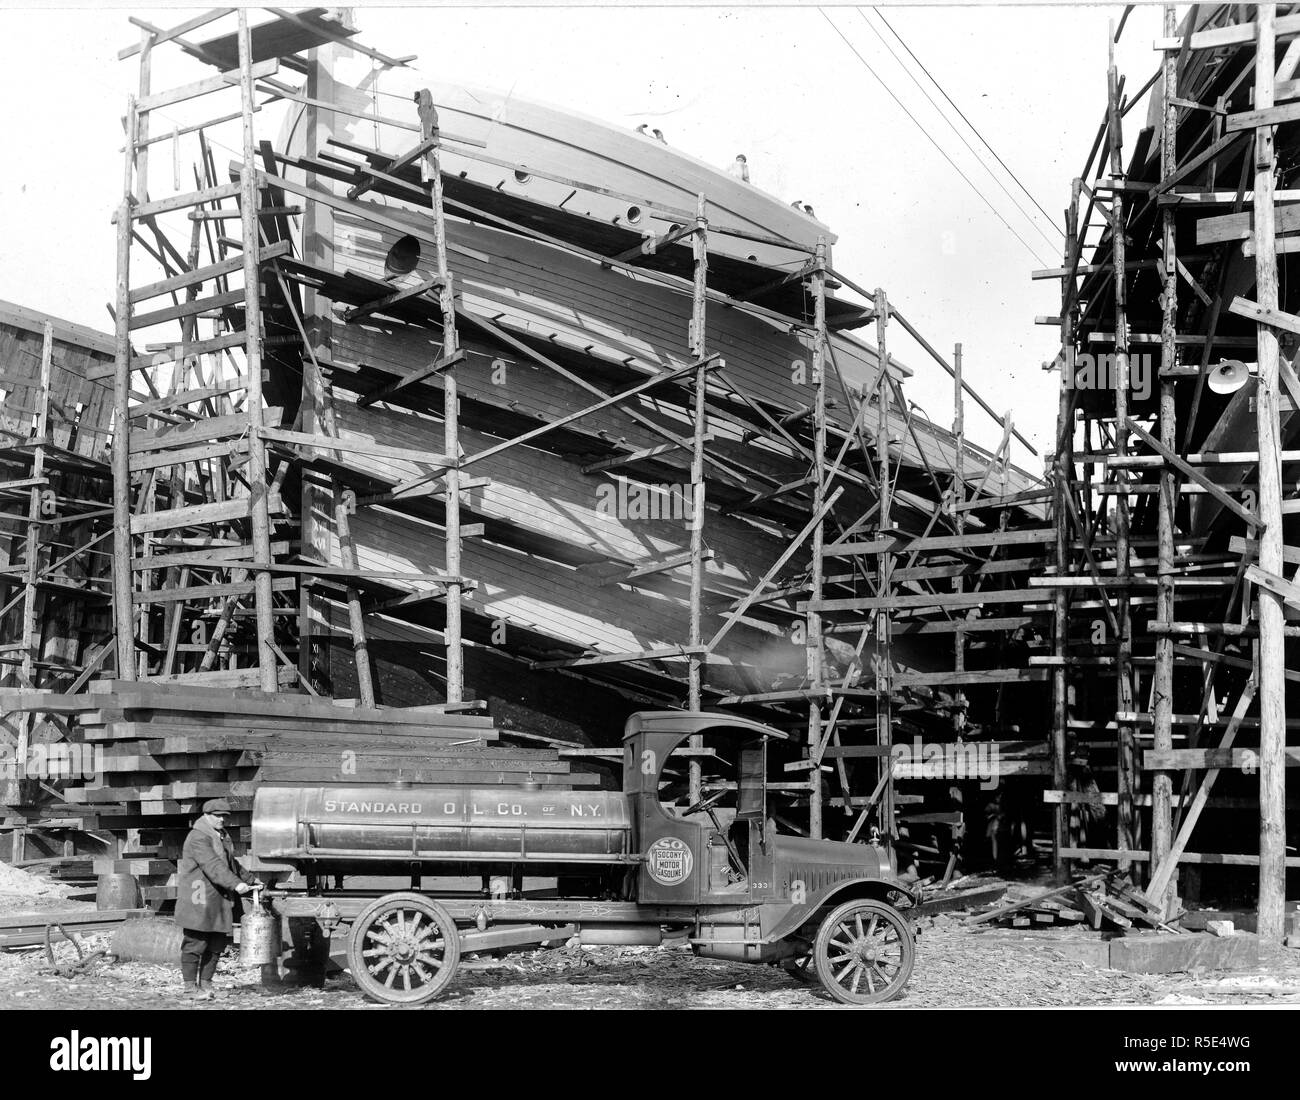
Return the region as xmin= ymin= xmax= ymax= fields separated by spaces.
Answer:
xmin=0 ymin=3 xmax=1172 ymax=470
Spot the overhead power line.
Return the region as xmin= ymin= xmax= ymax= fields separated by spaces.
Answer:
xmin=869 ymin=6 xmax=1064 ymax=240
xmin=818 ymin=9 xmax=1053 ymax=268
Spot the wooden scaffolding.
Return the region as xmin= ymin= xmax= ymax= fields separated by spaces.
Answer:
xmin=1042 ymin=4 xmax=1296 ymax=941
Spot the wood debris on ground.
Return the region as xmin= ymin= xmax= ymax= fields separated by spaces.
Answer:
xmin=962 ymin=870 xmax=1183 ymax=933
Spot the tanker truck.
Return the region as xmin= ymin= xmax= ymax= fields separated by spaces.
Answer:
xmin=251 ymin=711 xmax=917 ymax=1006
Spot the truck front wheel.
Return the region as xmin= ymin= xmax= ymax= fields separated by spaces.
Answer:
xmin=812 ymin=899 xmax=914 ymax=1005
xmin=346 ymin=892 xmax=462 ymax=1006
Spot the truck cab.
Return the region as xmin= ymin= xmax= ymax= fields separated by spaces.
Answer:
xmin=623 ymin=711 xmax=915 ymax=982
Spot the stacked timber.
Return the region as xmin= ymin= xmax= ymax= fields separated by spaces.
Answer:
xmin=48 ymin=681 xmax=601 ymax=906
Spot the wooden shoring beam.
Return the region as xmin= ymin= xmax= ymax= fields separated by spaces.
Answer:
xmin=1124 ymin=420 xmax=1262 ymax=528
xmin=341 ymin=275 xmax=443 ymax=324
xmin=707 ymin=488 xmax=843 ymax=654
xmin=353 ymin=349 xmax=464 ymax=408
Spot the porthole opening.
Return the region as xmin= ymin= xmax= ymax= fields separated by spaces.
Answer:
xmin=627 ymin=205 xmax=643 ymax=224
xmin=514 ymin=169 xmax=532 ymax=184
xmin=384 ymin=234 xmax=421 ymax=277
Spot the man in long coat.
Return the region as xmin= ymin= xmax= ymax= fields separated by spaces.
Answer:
xmin=174 ymin=798 xmax=258 ymax=998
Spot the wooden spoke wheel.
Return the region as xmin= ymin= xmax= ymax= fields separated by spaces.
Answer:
xmin=346 ymin=893 xmax=461 ymax=1006
xmin=813 ymin=899 xmax=914 ymax=1005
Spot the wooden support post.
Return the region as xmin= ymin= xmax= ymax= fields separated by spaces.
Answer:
xmin=335 ymin=488 xmax=375 ymax=707
xmin=953 ymin=342 xmax=966 ymax=675
xmin=687 ymin=193 xmax=709 ymax=806
xmin=238 ymin=12 xmax=277 ymax=692
xmin=1108 ymin=27 xmax=1140 ymax=866
xmin=20 ymin=322 xmax=53 ymax=690
xmin=14 ymin=321 xmax=54 ymax=790
xmin=875 ymin=286 xmax=895 ymax=838
xmin=416 ymin=90 xmax=464 ymax=706
xmin=807 ymin=238 xmax=828 ymax=839
xmin=1151 ymin=2 xmax=1178 ymax=912
xmin=1253 ymin=4 xmax=1288 ymax=945
xmin=297 ymin=41 xmax=338 ymax=693
xmin=111 ymin=96 xmax=139 ymax=681
xmin=1053 ymin=179 xmax=1081 ymax=874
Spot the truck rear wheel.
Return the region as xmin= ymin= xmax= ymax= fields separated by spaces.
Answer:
xmin=813 ymin=899 xmax=914 ymax=1005
xmin=346 ymin=893 xmax=461 ymax=1006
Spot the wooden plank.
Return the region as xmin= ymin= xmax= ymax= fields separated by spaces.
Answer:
xmin=1227 ymin=99 xmax=1300 ymax=132
xmin=129 ymin=240 xmax=290 ymax=303
xmin=127 ymin=380 xmax=246 ymax=421
xmin=129 ymin=289 xmax=245 ymax=331
xmin=130 ymin=410 xmax=276 ymax=454
xmin=128 ymin=437 xmax=248 ymax=473
xmin=806 ymin=588 xmax=1050 ymax=613
xmin=1246 ymin=563 xmax=1300 ymax=609
xmin=127 ymin=182 xmax=243 ymax=222
xmin=1153 ymin=14 xmax=1300 ymax=52
xmin=1146 ymin=746 xmax=1300 ymax=769
xmin=1198 ymin=204 xmax=1300 ymax=244
xmin=259 ymin=426 xmax=451 ymax=466
xmin=128 ymin=495 xmax=282 ymax=536
xmin=118 ymin=9 xmax=234 ymax=59
xmin=1228 ymin=295 xmax=1300 ymax=336
xmin=825 ymin=527 xmax=1056 ymax=556
xmin=893 ymin=668 xmax=1049 ymax=687
xmin=131 ymin=576 xmax=295 ymax=605
xmin=137 ymin=57 xmax=278 ymax=112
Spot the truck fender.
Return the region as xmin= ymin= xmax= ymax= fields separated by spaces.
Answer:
xmin=766 ymin=876 xmax=918 ymax=944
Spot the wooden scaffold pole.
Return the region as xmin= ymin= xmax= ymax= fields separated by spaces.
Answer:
xmin=1252 ymin=3 xmax=1287 ymax=945
xmin=687 ymin=192 xmax=710 ymax=803
xmin=874 ymin=286 xmax=895 ymax=836
xmin=415 ymin=90 xmax=465 ymax=706
xmin=111 ymin=92 xmax=139 ymax=680
xmin=1107 ymin=24 xmax=1140 ymax=866
xmin=806 ymin=238 xmax=828 ymax=838
xmin=1053 ymin=178 xmax=1081 ymax=873
xmin=1151 ymin=2 xmax=1179 ymax=910
xmin=237 ymin=11 xmax=278 ymax=692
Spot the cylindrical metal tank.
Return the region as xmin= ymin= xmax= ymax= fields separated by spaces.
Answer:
xmin=253 ymin=784 xmax=633 ymax=867
xmin=240 ymin=899 xmax=282 ymax=966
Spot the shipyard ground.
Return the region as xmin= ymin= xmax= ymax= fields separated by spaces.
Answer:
xmin=2 ymin=891 xmax=1298 ymax=1009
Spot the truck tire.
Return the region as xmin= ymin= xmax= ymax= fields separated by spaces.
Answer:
xmin=812 ymin=898 xmax=914 ymax=1005
xmin=345 ymin=892 xmax=461 ymax=1006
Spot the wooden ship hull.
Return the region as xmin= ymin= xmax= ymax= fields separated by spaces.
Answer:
xmin=274 ymin=72 xmax=1039 ymax=733
xmin=283 ymin=64 xmax=834 ymax=271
